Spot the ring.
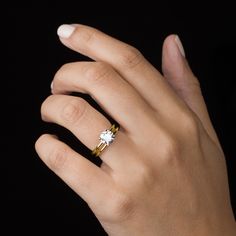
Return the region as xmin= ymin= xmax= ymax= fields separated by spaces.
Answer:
xmin=92 ymin=124 xmax=119 ymax=157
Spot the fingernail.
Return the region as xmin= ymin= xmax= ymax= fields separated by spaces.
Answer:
xmin=57 ymin=24 xmax=75 ymax=38
xmin=50 ymin=81 xmax=54 ymax=91
xmin=175 ymin=35 xmax=185 ymax=57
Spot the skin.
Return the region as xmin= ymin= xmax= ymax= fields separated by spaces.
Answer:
xmin=35 ymin=24 xmax=236 ymax=235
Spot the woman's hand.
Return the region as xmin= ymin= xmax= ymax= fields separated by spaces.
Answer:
xmin=35 ymin=24 xmax=236 ymax=235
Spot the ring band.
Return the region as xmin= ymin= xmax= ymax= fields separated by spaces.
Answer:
xmin=92 ymin=124 xmax=119 ymax=157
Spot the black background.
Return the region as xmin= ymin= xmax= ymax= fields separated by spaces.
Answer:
xmin=7 ymin=6 xmax=235 ymax=235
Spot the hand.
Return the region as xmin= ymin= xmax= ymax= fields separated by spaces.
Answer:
xmin=35 ymin=24 xmax=236 ymax=235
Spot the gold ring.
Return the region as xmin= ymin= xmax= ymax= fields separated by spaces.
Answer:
xmin=92 ymin=124 xmax=119 ymax=157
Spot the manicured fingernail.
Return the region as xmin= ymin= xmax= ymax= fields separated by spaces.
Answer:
xmin=175 ymin=35 xmax=185 ymax=57
xmin=50 ymin=81 xmax=54 ymax=91
xmin=57 ymin=24 xmax=75 ymax=38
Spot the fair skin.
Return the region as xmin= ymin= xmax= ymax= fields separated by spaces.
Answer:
xmin=35 ymin=24 xmax=236 ymax=235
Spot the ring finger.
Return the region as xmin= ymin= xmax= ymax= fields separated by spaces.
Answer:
xmin=41 ymin=94 xmax=134 ymax=169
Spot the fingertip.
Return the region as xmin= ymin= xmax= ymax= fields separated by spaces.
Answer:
xmin=174 ymin=35 xmax=185 ymax=58
xmin=162 ymin=34 xmax=176 ymax=53
xmin=57 ymin=24 xmax=76 ymax=39
xmin=35 ymin=134 xmax=58 ymax=154
xmin=162 ymin=34 xmax=185 ymax=58
xmin=162 ymin=34 xmax=188 ymax=77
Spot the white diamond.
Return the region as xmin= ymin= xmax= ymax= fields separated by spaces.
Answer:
xmin=100 ymin=130 xmax=115 ymax=145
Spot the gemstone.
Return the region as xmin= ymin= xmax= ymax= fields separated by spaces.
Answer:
xmin=100 ymin=130 xmax=115 ymax=145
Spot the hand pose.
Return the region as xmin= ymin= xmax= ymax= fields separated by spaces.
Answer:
xmin=36 ymin=24 xmax=236 ymax=235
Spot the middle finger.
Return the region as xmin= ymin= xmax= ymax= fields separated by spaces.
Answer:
xmin=52 ymin=61 xmax=155 ymax=134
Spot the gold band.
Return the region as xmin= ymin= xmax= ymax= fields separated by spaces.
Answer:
xmin=92 ymin=124 xmax=119 ymax=157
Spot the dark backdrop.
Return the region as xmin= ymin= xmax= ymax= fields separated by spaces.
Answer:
xmin=7 ymin=6 xmax=235 ymax=235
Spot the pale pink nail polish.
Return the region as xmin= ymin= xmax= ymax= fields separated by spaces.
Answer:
xmin=175 ymin=35 xmax=185 ymax=57
xmin=57 ymin=24 xmax=75 ymax=38
xmin=50 ymin=81 xmax=54 ymax=91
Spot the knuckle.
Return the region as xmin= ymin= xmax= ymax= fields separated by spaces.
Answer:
xmin=61 ymin=98 xmax=86 ymax=124
xmin=84 ymin=62 xmax=111 ymax=86
xmin=162 ymin=134 xmax=181 ymax=162
xmin=160 ymin=113 xmax=200 ymax=164
xmin=118 ymin=46 xmax=143 ymax=69
xmin=108 ymin=191 xmax=134 ymax=222
xmin=181 ymin=112 xmax=199 ymax=136
xmin=137 ymin=164 xmax=155 ymax=188
xmin=48 ymin=144 xmax=68 ymax=171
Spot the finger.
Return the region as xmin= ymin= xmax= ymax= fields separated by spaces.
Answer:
xmin=162 ymin=35 xmax=220 ymax=146
xmin=41 ymin=95 xmax=134 ymax=168
xmin=56 ymin=24 xmax=184 ymax=114
xmin=35 ymin=134 xmax=113 ymax=207
xmin=52 ymin=61 xmax=155 ymax=134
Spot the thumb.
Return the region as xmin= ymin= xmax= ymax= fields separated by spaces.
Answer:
xmin=162 ymin=35 xmax=220 ymax=146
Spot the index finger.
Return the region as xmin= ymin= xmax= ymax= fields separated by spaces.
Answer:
xmin=57 ymin=24 xmax=182 ymax=114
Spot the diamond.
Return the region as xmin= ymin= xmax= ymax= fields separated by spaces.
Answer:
xmin=100 ymin=130 xmax=115 ymax=145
